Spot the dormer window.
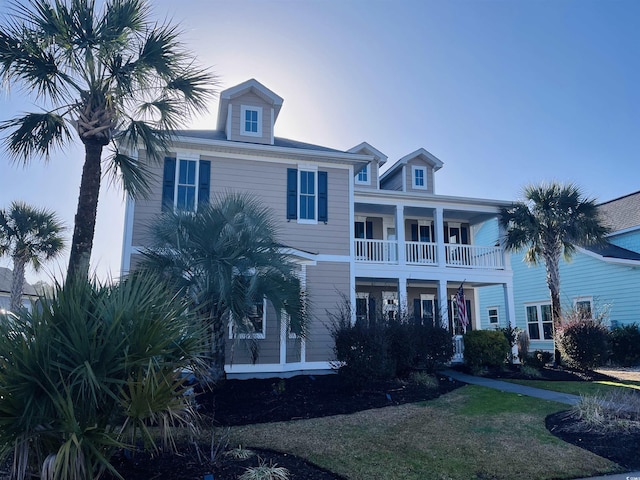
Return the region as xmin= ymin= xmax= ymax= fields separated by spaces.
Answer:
xmin=412 ymin=165 xmax=427 ymax=190
xmin=241 ymin=105 xmax=262 ymax=137
xmin=356 ymin=165 xmax=369 ymax=185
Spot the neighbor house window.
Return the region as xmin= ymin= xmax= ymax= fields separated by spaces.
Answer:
xmin=161 ymin=156 xmax=210 ymax=213
xmin=526 ymin=303 xmax=553 ymax=340
xmin=412 ymin=165 xmax=427 ymax=190
xmin=240 ymin=105 xmax=262 ymax=137
xmin=286 ymin=167 xmax=328 ymax=223
xmin=177 ymin=159 xmax=197 ymax=211
xmin=574 ymin=297 xmax=593 ymax=319
xmin=488 ymin=307 xmax=499 ymax=325
xmin=299 ymin=169 xmax=316 ymax=221
xmin=356 ymin=165 xmax=369 ymax=184
xmin=230 ymin=298 xmax=267 ymax=339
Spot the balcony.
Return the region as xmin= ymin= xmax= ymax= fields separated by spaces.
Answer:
xmin=354 ymin=239 xmax=504 ymax=269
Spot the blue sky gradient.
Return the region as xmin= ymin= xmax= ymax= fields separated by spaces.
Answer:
xmin=1 ymin=0 xmax=638 ymax=283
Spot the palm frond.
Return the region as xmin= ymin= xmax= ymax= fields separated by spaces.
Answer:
xmin=0 ymin=112 xmax=73 ymax=162
xmin=105 ymin=151 xmax=154 ymax=198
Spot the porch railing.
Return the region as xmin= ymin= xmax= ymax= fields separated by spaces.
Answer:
xmin=405 ymin=241 xmax=437 ymax=265
xmin=445 ymin=244 xmax=504 ymax=269
xmin=354 ymin=239 xmax=398 ymax=263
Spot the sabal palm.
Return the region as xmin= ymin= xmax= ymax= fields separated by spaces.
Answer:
xmin=0 ymin=201 xmax=65 ymax=311
xmin=500 ymin=182 xmax=609 ymax=333
xmin=0 ymin=0 xmax=215 ymax=280
xmin=141 ymin=193 xmax=306 ymax=382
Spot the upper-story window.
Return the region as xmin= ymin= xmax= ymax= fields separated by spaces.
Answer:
xmin=241 ymin=105 xmax=262 ymax=137
xmin=161 ymin=156 xmax=210 ymax=213
xmin=356 ymin=165 xmax=369 ymax=185
xmin=412 ymin=165 xmax=427 ymax=190
xmin=286 ymin=167 xmax=328 ymax=224
xmin=574 ymin=297 xmax=593 ymax=319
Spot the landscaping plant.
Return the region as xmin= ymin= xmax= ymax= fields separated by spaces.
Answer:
xmin=0 ymin=273 xmax=208 ymax=480
xmin=557 ymin=318 xmax=609 ymax=371
xmin=463 ymin=330 xmax=510 ymax=369
xmin=609 ymin=323 xmax=640 ymax=367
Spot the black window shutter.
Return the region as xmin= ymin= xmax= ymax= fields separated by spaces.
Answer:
xmin=368 ymin=297 xmax=376 ymax=323
xmin=466 ymin=299 xmax=472 ymax=330
xmin=287 ymin=168 xmax=298 ymax=219
xmin=411 ymin=223 xmax=418 ymax=242
xmin=413 ymin=298 xmax=421 ymax=323
xmin=161 ymin=157 xmax=176 ymax=212
xmin=434 ymin=300 xmax=439 ymax=326
xmin=318 ymin=171 xmax=328 ymax=222
xmin=365 ymin=221 xmax=373 ymax=239
xmin=461 ymin=225 xmax=469 ymax=245
xmin=198 ymin=160 xmax=211 ymax=206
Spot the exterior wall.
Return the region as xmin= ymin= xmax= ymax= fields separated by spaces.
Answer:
xmin=380 ymin=169 xmax=403 ymax=191
xmin=305 ymin=261 xmax=351 ymax=363
xmin=227 ymin=301 xmax=281 ymax=365
xmin=227 ymin=91 xmax=273 ymax=145
xmin=354 ymin=161 xmax=380 ymax=190
xmin=609 ymin=229 xmax=640 ymax=254
xmin=405 ymin=159 xmax=435 ymax=194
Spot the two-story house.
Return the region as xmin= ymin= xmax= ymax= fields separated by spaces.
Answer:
xmin=121 ymin=79 xmax=516 ymax=378
xmin=478 ymin=191 xmax=640 ymax=353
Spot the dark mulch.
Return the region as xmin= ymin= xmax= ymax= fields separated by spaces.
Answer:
xmin=106 ymin=373 xmax=461 ymax=479
xmin=546 ymin=410 xmax=640 ymax=470
xmin=453 ymin=363 xmax=621 ymax=382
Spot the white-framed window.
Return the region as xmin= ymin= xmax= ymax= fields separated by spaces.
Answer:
xmin=420 ymin=294 xmax=436 ymax=326
xmin=488 ymin=307 xmax=499 ymax=325
xmin=574 ymin=297 xmax=593 ymax=319
xmin=356 ymin=164 xmax=370 ymax=185
xmin=298 ymin=167 xmax=317 ymax=223
xmin=229 ymin=298 xmax=267 ymax=339
xmin=356 ymin=292 xmax=369 ymax=323
xmin=240 ymin=105 xmax=262 ymax=137
xmin=382 ymin=291 xmax=398 ymax=321
xmin=526 ymin=302 xmax=553 ymax=340
xmin=411 ymin=165 xmax=427 ymax=190
xmin=176 ymin=158 xmax=197 ymax=212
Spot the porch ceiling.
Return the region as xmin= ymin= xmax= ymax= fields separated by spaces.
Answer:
xmin=353 ymin=204 xmax=498 ymax=225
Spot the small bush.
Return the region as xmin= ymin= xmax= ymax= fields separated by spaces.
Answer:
xmin=557 ymin=319 xmax=609 ymax=370
xmin=409 ymin=371 xmax=439 ymax=389
xmin=240 ymin=457 xmax=290 ymax=480
xmin=573 ymin=390 xmax=640 ymax=433
xmin=520 ymin=365 xmax=543 ymax=379
xmin=463 ymin=330 xmax=510 ymax=368
xmin=516 ymin=330 xmax=530 ymax=363
xmin=523 ymin=349 xmax=553 ymax=369
xmin=609 ymin=324 xmax=640 ymax=367
xmin=497 ymin=325 xmax=519 ymax=364
xmin=412 ymin=323 xmax=455 ymax=372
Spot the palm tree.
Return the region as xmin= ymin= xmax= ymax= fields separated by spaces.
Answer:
xmin=500 ymin=182 xmax=609 ymax=361
xmin=0 ymin=201 xmax=65 ymax=311
xmin=0 ymin=0 xmax=215 ymax=280
xmin=141 ymin=193 xmax=306 ymax=382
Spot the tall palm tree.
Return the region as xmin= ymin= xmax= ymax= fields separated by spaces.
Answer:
xmin=0 ymin=0 xmax=215 ymax=280
xmin=141 ymin=193 xmax=306 ymax=382
xmin=0 ymin=201 xmax=65 ymax=311
xmin=500 ymin=182 xmax=609 ymax=361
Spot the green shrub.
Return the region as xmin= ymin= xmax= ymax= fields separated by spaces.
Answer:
xmin=0 ymin=274 xmax=207 ymax=480
xmin=609 ymin=323 xmax=640 ymax=367
xmin=463 ymin=330 xmax=510 ymax=368
xmin=523 ymin=349 xmax=553 ymax=369
xmin=557 ymin=319 xmax=609 ymax=370
xmin=413 ymin=323 xmax=455 ymax=372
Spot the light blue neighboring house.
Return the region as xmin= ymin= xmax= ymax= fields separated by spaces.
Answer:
xmin=478 ymin=190 xmax=640 ymax=352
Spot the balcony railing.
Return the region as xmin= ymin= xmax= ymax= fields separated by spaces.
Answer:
xmin=445 ymin=244 xmax=504 ymax=269
xmin=354 ymin=239 xmax=504 ymax=270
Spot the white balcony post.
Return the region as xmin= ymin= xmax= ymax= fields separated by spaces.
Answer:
xmin=438 ymin=278 xmax=448 ymax=329
xmin=435 ymin=207 xmax=446 ymax=267
xmin=396 ymin=205 xmax=405 ymax=265
xmin=398 ymin=277 xmax=408 ymax=317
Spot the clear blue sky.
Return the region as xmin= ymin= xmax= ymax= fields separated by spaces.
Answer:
xmin=1 ymin=0 xmax=639 ymax=284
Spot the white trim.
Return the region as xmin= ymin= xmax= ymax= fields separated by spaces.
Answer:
xmin=401 ymin=165 xmax=407 ymax=191
xmin=487 ymin=305 xmax=499 ymax=325
xmin=412 ymin=165 xmax=428 ymax=190
xmin=355 ymin=164 xmax=370 ymax=185
xmin=271 ymin=107 xmax=275 ymax=145
xmin=240 ymin=105 xmax=263 ymax=137
xmin=120 ymin=195 xmax=136 ymax=276
xmin=224 ymin=361 xmax=333 ymax=375
xmin=226 ymin=104 xmax=232 ymax=140
xmin=349 ymin=164 xmax=357 ymax=326
xmin=524 ymin=301 xmax=553 ymax=341
xmin=174 ymin=156 xmax=200 ymax=212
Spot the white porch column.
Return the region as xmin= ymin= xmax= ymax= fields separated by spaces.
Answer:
xmin=503 ymin=280 xmax=518 ymax=361
xmin=438 ymin=278 xmax=449 ymax=329
xmin=435 ymin=207 xmax=446 ymax=267
xmin=396 ymin=204 xmax=406 ymax=265
xmin=398 ymin=276 xmax=408 ymax=317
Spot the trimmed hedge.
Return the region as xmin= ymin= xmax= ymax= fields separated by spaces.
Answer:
xmin=463 ymin=330 xmax=510 ymax=368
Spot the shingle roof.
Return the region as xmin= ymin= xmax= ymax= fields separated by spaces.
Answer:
xmin=0 ymin=267 xmax=37 ymax=296
xmin=173 ymin=130 xmax=345 ymax=154
xmin=598 ymin=190 xmax=640 ymax=233
xmin=584 ymin=243 xmax=640 ymax=262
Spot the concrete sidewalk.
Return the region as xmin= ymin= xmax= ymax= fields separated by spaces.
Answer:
xmin=439 ymin=369 xmax=640 ymax=480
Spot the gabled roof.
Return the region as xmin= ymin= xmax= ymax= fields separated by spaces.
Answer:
xmin=579 ymin=244 xmax=640 ymax=266
xmin=216 ymin=79 xmax=284 ymax=130
xmin=0 ymin=267 xmax=37 ymax=296
xmin=380 ymin=147 xmax=444 ymax=180
xmin=348 ymin=142 xmax=388 ymax=166
xmin=598 ymin=190 xmax=640 ymax=234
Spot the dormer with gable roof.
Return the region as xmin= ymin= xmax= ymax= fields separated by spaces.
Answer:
xmin=349 ymin=142 xmax=387 ymax=190
xmin=380 ymin=148 xmax=444 ymax=194
xmin=216 ymin=79 xmax=284 ymax=145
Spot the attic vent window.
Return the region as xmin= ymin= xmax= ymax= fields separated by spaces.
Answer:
xmin=241 ymin=105 xmax=262 ymax=137
xmin=412 ymin=165 xmax=427 ymax=190
xmin=356 ymin=164 xmax=369 ymax=185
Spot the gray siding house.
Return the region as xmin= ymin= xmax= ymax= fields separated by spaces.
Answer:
xmin=121 ymin=79 xmax=516 ymax=378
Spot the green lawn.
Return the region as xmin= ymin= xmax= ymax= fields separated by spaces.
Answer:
xmin=504 ymin=379 xmax=640 ymax=397
xmin=222 ymin=385 xmax=621 ymax=480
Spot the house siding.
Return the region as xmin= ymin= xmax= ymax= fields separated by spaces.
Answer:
xmin=405 ymin=159 xmax=435 ymax=194
xmin=355 ymin=161 xmax=379 ymax=190
xmin=380 ymin=169 xmax=403 ymax=191
xmin=609 ymin=230 xmax=640 ymax=254
xmin=228 ymin=91 xmax=273 ymax=145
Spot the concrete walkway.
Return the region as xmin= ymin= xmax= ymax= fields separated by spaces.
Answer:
xmin=439 ymin=369 xmax=640 ymax=480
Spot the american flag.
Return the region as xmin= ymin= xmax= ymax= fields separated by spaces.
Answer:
xmin=455 ymin=283 xmax=468 ymax=327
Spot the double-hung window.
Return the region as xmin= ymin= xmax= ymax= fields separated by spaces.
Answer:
xmin=286 ymin=167 xmax=328 ymax=223
xmin=488 ymin=307 xmax=499 ymax=325
xmin=230 ymin=298 xmax=267 ymax=339
xmin=241 ymin=105 xmax=262 ymax=137
xmin=177 ymin=159 xmax=197 ymax=211
xmin=161 ymin=156 xmax=210 ymax=213
xmin=526 ymin=303 xmax=553 ymax=340
xmin=412 ymin=165 xmax=427 ymax=190
xmin=299 ymin=170 xmax=316 ymax=221
xmin=356 ymin=164 xmax=369 ymax=185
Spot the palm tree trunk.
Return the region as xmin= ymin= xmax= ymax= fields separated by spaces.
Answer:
xmin=10 ymin=257 xmax=26 ymax=312
xmin=211 ymin=315 xmax=227 ymax=383
xmin=67 ymin=141 xmax=103 ymax=281
xmin=545 ymin=254 xmax=562 ymax=365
